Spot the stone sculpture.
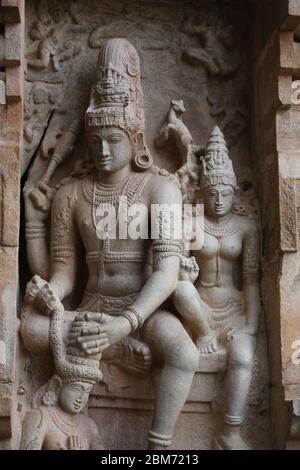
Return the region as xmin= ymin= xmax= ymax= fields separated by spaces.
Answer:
xmin=182 ymin=18 xmax=241 ymax=77
xmin=20 ymin=276 xmax=103 ymax=450
xmin=155 ymin=99 xmax=194 ymax=162
xmin=155 ymin=99 xmax=200 ymax=204
xmin=21 ymin=37 xmax=199 ymax=450
xmin=172 ymin=126 xmax=261 ymax=450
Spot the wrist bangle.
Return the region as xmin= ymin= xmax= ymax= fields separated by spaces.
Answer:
xmin=25 ymin=222 xmax=47 ymax=240
xmin=121 ymin=311 xmax=139 ymax=332
xmin=121 ymin=306 xmax=144 ymax=332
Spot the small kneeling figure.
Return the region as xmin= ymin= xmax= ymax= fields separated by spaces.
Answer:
xmin=20 ymin=277 xmax=103 ymax=450
xmin=20 ymin=375 xmax=102 ymax=450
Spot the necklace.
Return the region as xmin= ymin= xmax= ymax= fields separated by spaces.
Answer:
xmin=82 ymin=173 xmax=147 ymax=207
xmin=201 ymin=215 xmax=240 ymax=239
xmin=47 ymin=405 xmax=81 ymax=437
xmin=93 ymin=175 xmax=133 ymax=206
xmin=91 ymin=174 xmax=135 ymax=235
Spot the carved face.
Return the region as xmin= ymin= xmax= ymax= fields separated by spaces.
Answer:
xmin=88 ymin=127 xmax=132 ymax=174
xmin=51 ymin=1 xmax=65 ymax=23
xmin=58 ymin=382 xmax=93 ymax=415
xmin=203 ymin=184 xmax=234 ymax=218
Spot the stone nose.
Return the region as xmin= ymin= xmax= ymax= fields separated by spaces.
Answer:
xmin=101 ymin=140 xmax=110 ymax=157
xmin=215 ymin=193 xmax=223 ymax=205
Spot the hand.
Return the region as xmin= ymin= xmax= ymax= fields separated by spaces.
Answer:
xmin=69 ymin=312 xmax=132 ymax=355
xmin=25 ymin=274 xmax=62 ymax=315
xmin=24 ymin=181 xmax=56 ymax=223
xmin=178 ymin=255 xmax=199 ymax=282
xmin=226 ymin=324 xmax=257 ymax=343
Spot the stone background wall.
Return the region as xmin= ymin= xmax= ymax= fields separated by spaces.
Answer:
xmin=1 ymin=0 xmax=300 ymax=450
xmin=0 ymin=0 xmax=24 ymax=449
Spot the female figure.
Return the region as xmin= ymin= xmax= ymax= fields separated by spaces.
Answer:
xmin=173 ymin=126 xmax=260 ymax=450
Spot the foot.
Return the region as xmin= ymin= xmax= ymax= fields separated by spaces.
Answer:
xmin=196 ymin=334 xmax=218 ymax=354
xmin=103 ymin=337 xmax=152 ymax=377
xmin=213 ymin=428 xmax=250 ymax=450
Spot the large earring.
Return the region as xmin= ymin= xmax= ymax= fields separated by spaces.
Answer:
xmin=133 ymin=150 xmax=153 ymax=171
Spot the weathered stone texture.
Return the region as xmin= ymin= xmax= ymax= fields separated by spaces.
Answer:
xmin=0 ymin=0 xmax=299 ymax=451
xmin=0 ymin=0 xmax=24 ymax=446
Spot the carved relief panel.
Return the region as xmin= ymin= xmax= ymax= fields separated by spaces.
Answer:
xmin=14 ymin=0 xmax=271 ymax=451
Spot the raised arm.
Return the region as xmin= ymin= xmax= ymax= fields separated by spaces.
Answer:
xmin=24 ymin=181 xmax=55 ymax=280
xmin=127 ymin=178 xmax=182 ymax=324
xmin=48 ymin=182 xmax=81 ymax=301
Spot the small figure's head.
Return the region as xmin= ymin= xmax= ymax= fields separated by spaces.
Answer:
xmin=51 ymin=0 xmax=65 ymax=23
xmin=32 ymin=86 xmax=49 ymax=105
xmin=87 ymin=126 xmax=132 ymax=174
xmin=40 ymin=375 xmax=94 ymax=415
xmin=171 ymin=99 xmax=186 ymax=114
xmin=200 ymin=126 xmax=238 ymax=219
xmin=222 ymin=24 xmax=235 ymax=50
xmin=58 ymin=381 xmax=93 ymax=415
xmin=29 ymin=21 xmax=48 ymax=40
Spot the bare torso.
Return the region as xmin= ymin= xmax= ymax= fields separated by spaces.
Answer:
xmin=69 ymin=172 xmax=164 ymax=299
xmin=75 ymin=195 xmax=152 ymax=297
xmin=194 ymin=214 xmax=247 ymax=308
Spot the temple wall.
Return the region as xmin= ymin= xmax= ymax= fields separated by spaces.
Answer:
xmin=0 ymin=0 xmax=300 ymax=451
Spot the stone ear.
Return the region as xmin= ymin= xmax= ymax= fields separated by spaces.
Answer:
xmin=133 ymin=150 xmax=153 ymax=171
xmin=234 ymin=185 xmax=241 ymax=196
xmin=48 ymin=374 xmax=62 ymax=393
xmin=132 ymin=132 xmax=153 ymax=170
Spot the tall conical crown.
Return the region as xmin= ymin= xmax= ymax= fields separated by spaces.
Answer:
xmin=200 ymin=126 xmax=237 ymax=189
xmin=85 ymin=38 xmax=144 ymax=138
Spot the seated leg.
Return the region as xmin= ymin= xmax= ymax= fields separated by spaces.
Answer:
xmin=213 ymin=333 xmax=255 ymax=450
xmin=141 ymin=309 xmax=199 ymax=449
xmin=21 ymin=305 xmax=151 ymax=376
xmin=172 ymin=281 xmax=218 ymax=354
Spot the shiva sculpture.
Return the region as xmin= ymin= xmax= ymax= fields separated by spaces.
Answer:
xmin=21 ymin=38 xmax=199 ymax=450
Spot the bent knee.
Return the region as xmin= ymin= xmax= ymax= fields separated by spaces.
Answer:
xmin=167 ymin=339 xmax=199 ymax=372
xmin=173 ymin=281 xmax=197 ymax=302
xmin=229 ymin=349 xmax=254 ymax=370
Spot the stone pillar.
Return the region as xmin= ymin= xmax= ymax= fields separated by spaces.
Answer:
xmin=253 ymin=0 xmax=300 ymax=449
xmin=0 ymin=0 xmax=24 ymax=447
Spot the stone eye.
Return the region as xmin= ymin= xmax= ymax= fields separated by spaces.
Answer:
xmin=108 ymin=135 xmax=122 ymax=143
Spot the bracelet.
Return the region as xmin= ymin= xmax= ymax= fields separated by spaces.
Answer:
xmin=121 ymin=310 xmax=139 ymax=332
xmin=121 ymin=306 xmax=144 ymax=332
xmin=152 ymin=239 xmax=182 ymax=248
xmin=25 ymin=222 xmax=47 ymax=240
xmin=147 ymin=430 xmax=172 ymax=448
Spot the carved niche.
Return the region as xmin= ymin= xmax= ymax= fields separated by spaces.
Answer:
xmin=16 ymin=0 xmax=271 ymax=451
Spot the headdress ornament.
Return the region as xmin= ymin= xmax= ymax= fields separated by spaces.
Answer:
xmin=85 ymin=38 xmax=145 ymax=138
xmin=200 ymin=126 xmax=237 ymax=189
